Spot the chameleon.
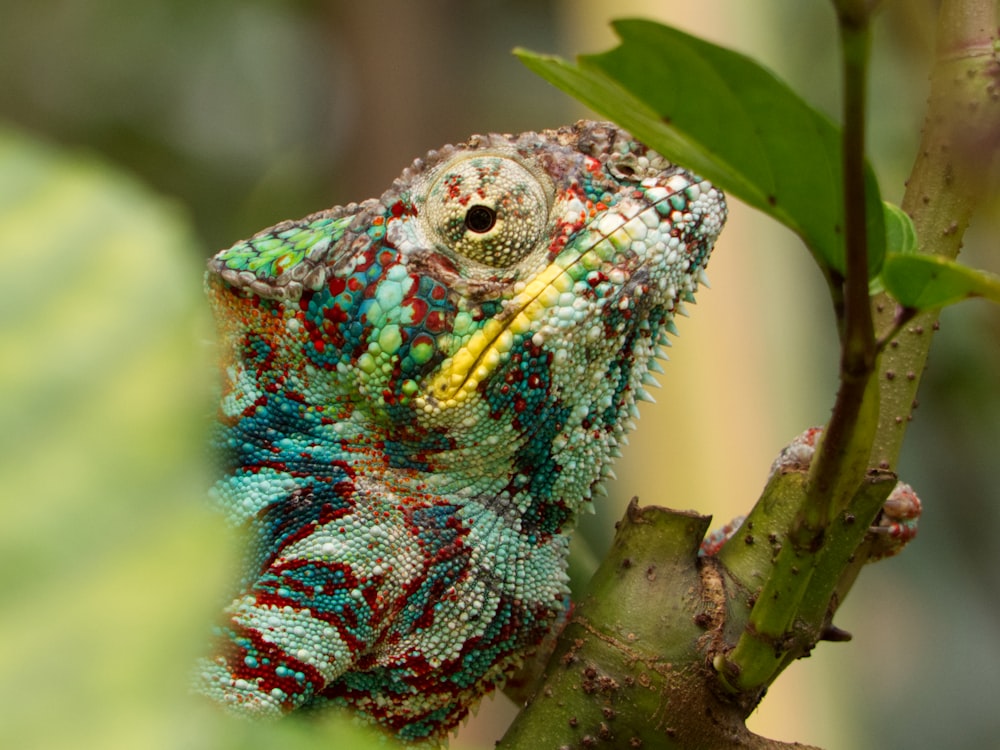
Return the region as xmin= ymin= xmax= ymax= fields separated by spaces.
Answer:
xmin=195 ymin=120 xmax=727 ymax=744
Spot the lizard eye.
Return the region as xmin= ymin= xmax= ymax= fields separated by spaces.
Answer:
xmin=424 ymin=155 xmax=549 ymax=267
xmin=464 ymin=205 xmax=497 ymax=233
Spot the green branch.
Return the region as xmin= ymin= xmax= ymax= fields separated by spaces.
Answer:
xmin=721 ymin=0 xmax=999 ymax=694
xmin=508 ymin=2 xmax=999 ymax=745
xmin=721 ymin=5 xmax=881 ymax=693
xmin=871 ymin=0 xmax=1000 ymax=470
xmin=501 ymin=502 xmax=820 ymax=750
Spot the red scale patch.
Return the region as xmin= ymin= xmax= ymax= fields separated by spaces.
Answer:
xmin=224 ymin=623 xmax=325 ymax=709
xmin=328 ymin=277 xmax=347 ymax=296
xmin=425 ymin=311 xmax=447 ymax=333
xmin=404 ymin=297 xmax=428 ymax=324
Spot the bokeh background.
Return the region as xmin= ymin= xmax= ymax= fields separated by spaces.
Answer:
xmin=2 ymin=1 xmax=998 ymax=748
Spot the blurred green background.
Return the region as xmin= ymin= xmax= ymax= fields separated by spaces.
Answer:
xmin=1 ymin=1 xmax=997 ymax=748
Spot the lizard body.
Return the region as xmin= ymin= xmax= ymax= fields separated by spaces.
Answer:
xmin=196 ymin=121 xmax=727 ymax=743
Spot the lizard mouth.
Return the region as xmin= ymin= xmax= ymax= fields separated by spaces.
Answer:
xmin=416 ymin=171 xmax=712 ymax=412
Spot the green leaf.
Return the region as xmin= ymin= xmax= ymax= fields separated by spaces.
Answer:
xmin=0 ymin=128 xmax=389 ymax=750
xmin=883 ymin=202 xmax=918 ymax=254
xmin=881 ymin=253 xmax=1000 ymax=309
xmin=516 ymin=19 xmax=885 ymax=277
xmin=870 ymin=202 xmax=918 ymax=294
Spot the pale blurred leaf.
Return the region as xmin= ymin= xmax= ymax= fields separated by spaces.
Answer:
xmin=0 ymin=128 xmax=383 ymax=750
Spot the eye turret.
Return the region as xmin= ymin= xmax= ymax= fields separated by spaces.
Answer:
xmin=423 ymin=155 xmax=550 ymax=268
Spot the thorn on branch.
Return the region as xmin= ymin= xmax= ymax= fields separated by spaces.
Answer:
xmin=819 ymin=624 xmax=853 ymax=642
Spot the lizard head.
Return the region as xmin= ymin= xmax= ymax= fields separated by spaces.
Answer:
xmin=207 ymin=121 xmax=725 ymax=514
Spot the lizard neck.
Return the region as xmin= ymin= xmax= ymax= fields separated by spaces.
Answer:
xmin=211 ymin=379 xmax=617 ymax=539
xmin=207 ymin=277 xmax=651 ymax=537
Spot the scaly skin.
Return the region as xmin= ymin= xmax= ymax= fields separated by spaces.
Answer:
xmin=195 ymin=121 xmax=727 ymax=744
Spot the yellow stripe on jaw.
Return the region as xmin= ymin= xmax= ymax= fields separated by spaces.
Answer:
xmin=422 ymin=260 xmax=577 ymax=409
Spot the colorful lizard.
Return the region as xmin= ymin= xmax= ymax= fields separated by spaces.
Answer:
xmin=195 ymin=120 xmax=727 ymax=744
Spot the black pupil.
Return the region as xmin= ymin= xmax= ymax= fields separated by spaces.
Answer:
xmin=465 ymin=205 xmax=497 ymax=233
